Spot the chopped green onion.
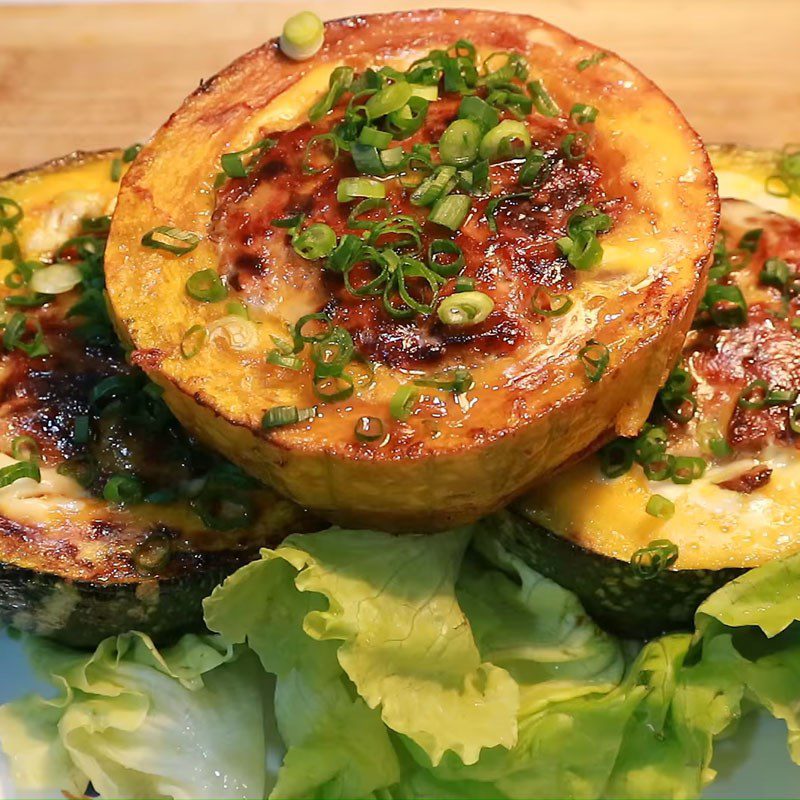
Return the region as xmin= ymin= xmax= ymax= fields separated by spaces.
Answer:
xmin=103 ymin=475 xmax=143 ymax=505
xmin=704 ymin=284 xmax=747 ymax=327
xmin=311 ymin=326 xmax=354 ymax=378
xmin=355 ymin=415 xmax=385 ymax=442
xmin=660 ymin=392 xmax=697 ymax=423
xmin=414 ymin=367 xmax=473 ymax=394
xmin=266 ymin=349 xmax=304 ymax=370
xmin=0 ymin=460 xmax=40 ymax=489
xmin=11 ymin=435 xmax=38 ymax=462
xmin=225 ymin=300 xmax=249 ymax=318
xmin=527 ymin=79 xmax=560 ymax=117
xmin=2 ymin=312 xmax=48 ymax=357
xmin=327 ymin=234 xmax=364 ymax=274
xmin=630 ymin=539 xmax=678 ymax=579
xmin=760 ymin=257 xmax=791 ymax=288
xmin=262 ymin=405 xmax=317 ymax=428
xmin=292 ymin=312 xmax=333 ymax=352
xmin=181 ymin=324 xmax=207 ymax=358
xmin=599 ymin=438 xmax=634 ymax=478
xmin=359 ymin=126 xmax=393 ymax=149
xmin=280 ymin=11 xmax=325 ymax=61
xmin=530 ymin=287 xmax=573 ymax=317
xmin=790 ymin=405 xmax=800 ymax=434
xmin=738 ymin=228 xmax=763 ymax=252
xmin=485 ymin=191 xmax=531 ymax=233
xmin=123 ymin=143 xmax=142 ymax=163
xmin=455 ymin=276 xmax=475 ymax=292
xmin=578 ymin=339 xmax=609 ymax=382
xmin=577 ymin=52 xmax=607 ymax=71
xmin=185 ymin=269 xmax=228 ymax=303
xmin=72 ymin=415 xmax=91 ymax=444
xmin=479 ymin=120 xmax=531 ymax=162
xmin=337 ymin=177 xmax=386 ymax=203
xmin=766 ymin=387 xmax=798 ymax=406
xmin=221 ymin=138 xmax=276 ymax=178
xmin=302 ymin=133 xmax=340 ymax=175
xmin=410 ymin=166 xmax=456 ymax=207
xmin=313 ymin=372 xmax=354 ymax=402
xmin=0 ymin=198 xmax=22 ymax=230
xmin=518 ymin=150 xmax=546 ymax=186
xmin=366 ymin=81 xmax=413 ymax=119
xmin=385 ymin=96 xmax=429 ymax=140
xmin=738 ymin=379 xmax=769 ymax=409
xmin=570 ymin=103 xmax=598 ymax=124
xmin=635 ymin=425 xmax=668 ymax=463
xmin=561 ymin=131 xmax=589 ymax=161
xmin=29 ymin=263 xmax=82 ymax=295
xmin=110 ymin=158 xmax=123 ymax=182
xmin=429 ymin=194 xmax=471 ymax=230
xmin=141 ymin=226 xmax=200 ymax=255
xmin=437 ymin=290 xmax=493 ymax=326
xmin=207 ymin=315 xmax=258 ymax=351
xmin=293 ymin=223 xmax=337 ymax=260
xmin=645 ymin=495 xmax=675 ymax=521
xmin=308 ymin=66 xmax=354 ymax=123
xmin=458 ymin=95 xmax=499 ymax=133
xmin=131 ymin=534 xmax=172 ymax=575
xmin=439 ymin=119 xmax=481 ymax=167
xmin=390 ymin=385 xmax=419 ymax=421
xmin=671 ymin=456 xmax=706 ymax=485
xmin=427 ymin=239 xmax=465 ymax=278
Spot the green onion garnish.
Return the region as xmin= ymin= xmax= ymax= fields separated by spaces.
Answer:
xmin=479 ymin=120 xmax=532 ymax=162
xmin=221 ymin=138 xmax=276 ymax=179
xmin=185 ymin=269 xmax=228 ymax=303
xmin=0 ymin=460 xmax=40 ymax=489
xmin=390 ymin=385 xmax=419 ymax=421
xmin=454 ymin=276 xmax=476 ymax=292
xmin=570 ymin=103 xmax=598 ymax=124
xmin=2 ymin=313 xmax=48 ymax=357
xmin=439 ymin=119 xmax=482 ymax=167
xmin=337 ymin=177 xmax=386 ymax=203
xmin=311 ymin=326 xmax=354 ymax=378
xmin=359 ymin=126 xmax=393 ymax=149
xmin=110 ymin=158 xmax=123 ymax=182
xmin=262 ymin=405 xmax=317 ymax=429
xmin=410 ymin=166 xmax=457 ymax=207
xmin=458 ymin=95 xmax=499 ymax=133
xmin=437 ymin=290 xmax=493 ymax=326
xmin=266 ymin=350 xmax=303 ymax=370
xmin=670 ymin=456 xmax=706 ymax=485
xmin=599 ymin=438 xmax=634 ymax=478
xmin=103 ymin=475 xmax=143 ymax=505
xmin=578 ymin=339 xmax=609 ymax=382
xmin=427 ymin=239 xmax=465 ymax=278
xmin=660 ymin=392 xmax=697 ymax=423
xmin=630 ymin=539 xmax=678 ymax=579
xmin=760 ymin=257 xmax=791 ymax=288
xmin=577 ymin=52 xmax=607 ymax=71
xmin=181 ymin=324 xmax=207 ymax=359
xmin=518 ymin=150 xmax=546 ymax=186
xmin=645 ymin=495 xmax=675 ymax=521
xmin=313 ymin=373 xmax=354 ymax=402
xmin=428 ymin=194 xmax=471 ymax=230
xmin=530 ymin=287 xmax=573 ymax=317
xmin=293 ymin=312 xmax=333 ymax=352
xmin=141 ymin=226 xmax=200 ymax=255
xmin=738 ymin=379 xmax=769 ymax=409
xmin=293 ymin=223 xmax=337 ymax=260
xmin=704 ymin=284 xmax=747 ymax=327
xmin=527 ymin=79 xmax=560 ymax=117
xmin=308 ymin=66 xmax=354 ymax=123
xmin=790 ymin=405 xmax=800 ymax=434
xmin=280 ymin=11 xmax=325 ymax=61
xmin=73 ymin=415 xmax=91 ymax=444
xmin=738 ymin=228 xmax=763 ymax=252
xmin=561 ymin=131 xmax=589 ymax=161
xmin=414 ymin=367 xmax=474 ymax=394
xmin=0 ymin=197 xmax=23 ymax=230
xmin=366 ymin=81 xmax=413 ymax=119
xmin=767 ymin=388 xmax=798 ymax=406
xmin=355 ymin=415 xmax=385 ymax=442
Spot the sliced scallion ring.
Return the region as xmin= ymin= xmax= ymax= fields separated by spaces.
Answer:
xmin=366 ymin=81 xmax=413 ymax=119
xmin=527 ymin=79 xmax=560 ymax=117
xmin=479 ymin=119 xmax=531 ymax=162
xmin=180 ymin=324 xmax=207 ymax=359
xmin=293 ymin=223 xmax=337 ymax=260
xmin=103 ymin=475 xmax=143 ymax=505
xmin=570 ymin=103 xmax=598 ymax=124
xmin=266 ymin=349 xmax=304 ymax=370
xmin=221 ymin=138 xmax=276 ymax=179
xmin=185 ymin=269 xmax=228 ymax=303
xmin=437 ymin=290 xmax=493 ymax=326
xmin=578 ymin=339 xmax=609 ymax=382
xmin=29 ymin=263 xmax=82 ymax=295
xmin=207 ymin=315 xmax=258 ymax=351
xmin=438 ymin=119 xmax=481 ymax=167
xmin=280 ymin=11 xmax=325 ymax=61
xmin=141 ymin=226 xmax=200 ymax=255
xmin=10 ymin=435 xmax=38 ymax=462
xmin=337 ymin=177 xmax=386 ymax=203
xmin=354 ymin=415 xmax=385 ymax=442
xmin=390 ymin=385 xmax=419 ymax=421
xmin=630 ymin=539 xmax=678 ymax=579
xmin=428 ymin=194 xmax=471 ymax=230
xmin=0 ymin=460 xmax=40 ymax=489
xmin=530 ymin=287 xmax=573 ymax=317
xmin=645 ymin=495 xmax=675 ymax=521
xmin=262 ymin=405 xmax=317 ymax=429
xmin=427 ymin=239 xmax=465 ymax=278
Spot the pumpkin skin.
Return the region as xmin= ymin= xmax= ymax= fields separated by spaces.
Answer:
xmin=105 ymin=9 xmax=718 ymax=531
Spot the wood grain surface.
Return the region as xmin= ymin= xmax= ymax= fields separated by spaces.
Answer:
xmin=0 ymin=0 xmax=797 ymax=174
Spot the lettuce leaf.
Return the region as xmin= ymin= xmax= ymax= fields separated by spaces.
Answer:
xmin=0 ymin=632 xmax=268 ymax=800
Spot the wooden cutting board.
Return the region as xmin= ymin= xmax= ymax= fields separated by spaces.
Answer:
xmin=0 ymin=0 xmax=797 ymax=175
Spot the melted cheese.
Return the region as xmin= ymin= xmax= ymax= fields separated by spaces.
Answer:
xmin=520 ymin=445 xmax=800 ymax=570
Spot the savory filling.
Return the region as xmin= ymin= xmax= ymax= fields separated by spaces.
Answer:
xmin=0 ymin=181 xmax=306 ymax=580
xmin=153 ymin=41 xmax=626 ymax=436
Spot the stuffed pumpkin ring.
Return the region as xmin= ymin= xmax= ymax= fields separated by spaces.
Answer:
xmin=105 ymin=9 xmax=718 ymax=530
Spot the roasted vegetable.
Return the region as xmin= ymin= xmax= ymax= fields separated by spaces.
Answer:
xmin=0 ymin=151 xmax=314 ymax=647
xmin=104 ymin=9 xmax=717 ymax=531
xmin=514 ymin=149 xmax=800 ymax=637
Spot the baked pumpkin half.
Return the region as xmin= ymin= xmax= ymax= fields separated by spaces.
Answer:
xmin=0 ymin=150 xmax=313 ymax=647
xmin=105 ymin=9 xmax=718 ymax=530
xmin=513 ymin=145 xmax=800 ymax=636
